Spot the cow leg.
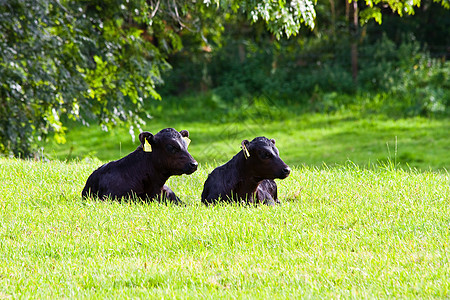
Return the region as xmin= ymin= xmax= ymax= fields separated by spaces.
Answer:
xmin=160 ymin=185 xmax=184 ymax=205
xmin=256 ymin=180 xmax=280 ymax=206
xmin=256 ymin=188 xmax=276 ymax=206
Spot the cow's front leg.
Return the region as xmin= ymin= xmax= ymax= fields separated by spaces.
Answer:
xmin=159 ymin=185 xmax=184 ymax=205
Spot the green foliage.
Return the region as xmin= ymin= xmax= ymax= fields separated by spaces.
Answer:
xmin=164 ymin=0 xmax=450 ymax=118
xmin=360 ymin=0 xmax=450 ymax=24
xmin=230 ymin=0 xmax=317 ymax=38
xmin=1 ymin=158 xmax=449 ymax=297
xmin=1 ymin=0 xmax=449 ymax=157
xmin=361 ymin=49 xmax=450 ymax=116
xmin=0 ymin=0 xmax=322 ymax=157
xmin=0 ymin=0 xmax=168 ymax=156
xmin=164 ymin=31 xmax=449 ymax=118
xmin=359 ymin=6 xmax=383 ymax=24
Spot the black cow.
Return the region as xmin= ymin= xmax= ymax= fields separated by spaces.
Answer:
xmin=82 ymin=128 xmax=198 ymax=204
xmin=201 ymin=137 xmax=290 ymax=205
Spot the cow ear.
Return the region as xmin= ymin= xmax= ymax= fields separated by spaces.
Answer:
xmin=270 ymin=139 xmax=276 ymax=145
xmin=139 ymin=132 xmax=154 ymax=145
xmin=180 ymin=130 xmax=191 ymax=148
xmin=241 ymin=139 xmax=250 ymax=148
xmin=180 ymin=130 xmax=189 ymax=138
xmin=241 ymin=139 xmax=250 ymax=158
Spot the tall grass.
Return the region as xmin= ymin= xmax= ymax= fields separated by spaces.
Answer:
xmin=1 ymin=158 xmax=449 ymax=298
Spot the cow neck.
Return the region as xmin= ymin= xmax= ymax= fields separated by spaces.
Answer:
xmin=140 ymin=150 xmax=170 ymax=188
xmin=234 ymin=151 xmax=261 ymax=196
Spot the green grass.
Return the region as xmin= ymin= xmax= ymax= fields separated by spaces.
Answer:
xmin=4 ymin=94 xmax=450 ymax=297
xmin=1 ymin=157 xmax=449 ymax=298
xmin=43 ymin=95 xmax=450 ymax=171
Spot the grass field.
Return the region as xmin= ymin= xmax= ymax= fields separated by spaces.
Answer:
xmin=3 ymin=94 xmax=449 ymax=297
xmin=1 ymin=158 xmax=449 ymax=298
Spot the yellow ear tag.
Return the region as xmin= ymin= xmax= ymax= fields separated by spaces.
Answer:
xmin=144 ymin=138 xmax=152 ymax=152
xmin=242 ymin=145 xmax=250 ymax=159
xmin=183 ymin=137 xmax=191 ymax=148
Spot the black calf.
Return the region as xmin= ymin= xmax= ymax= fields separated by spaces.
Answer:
xmin=201 ymin=137 xmax=290 ymax=205
xmin=82 ymin=128 xmax=198 ymax=204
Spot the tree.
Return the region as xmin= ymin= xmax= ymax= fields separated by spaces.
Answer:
xmin=1 ymin=0 xmax=166 ymax=156
xmin=351 ymin=0 xmax=449 ymax=82
xmin=0 ymin=0 xmax=448 ymax=157
xmin=0 ymin=0 xmax=317 ymax=157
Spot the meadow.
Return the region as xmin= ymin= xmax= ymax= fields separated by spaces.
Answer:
xmin=1 ymin=158 xmax=449 ymax=298
xmin=1 ymin=94 xmax=450 ymax=298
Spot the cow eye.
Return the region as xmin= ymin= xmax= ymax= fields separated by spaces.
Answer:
xmin=166 ymin=144 xmax=179 ymax=154
xmin=263 ymin=152 xmax=272 ymax=159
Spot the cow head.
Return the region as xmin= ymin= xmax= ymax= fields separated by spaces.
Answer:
xmin=241 ymin=137 xmax=290 ymax=180
xmin=139 ymin=128 xmax=198 ymax=176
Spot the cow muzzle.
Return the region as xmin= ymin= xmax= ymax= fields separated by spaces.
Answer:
xmin=183 ymin=161 xmax=198 ymax=174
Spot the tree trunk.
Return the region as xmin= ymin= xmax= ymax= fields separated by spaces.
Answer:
xmin=345 ymin=0 xmax=349 ymax=21
xmin=330 ymin=0 xmax=336 ymax=36
xmin=351 ymin=0 xmax=358 ymax=84
xmin=238 ymin=44 xmax=246 ymax=63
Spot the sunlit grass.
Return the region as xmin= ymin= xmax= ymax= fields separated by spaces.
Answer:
xmin=1 ymin=158 xmax=449 ymax=298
